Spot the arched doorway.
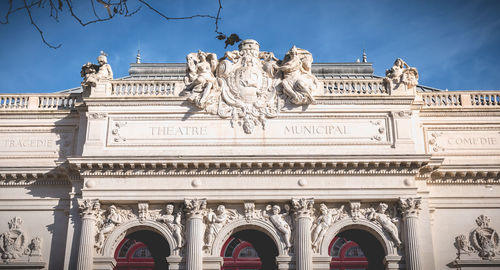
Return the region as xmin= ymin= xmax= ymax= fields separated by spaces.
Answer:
xmin=114 ymin=230 xmax=170 ymax=270
xmin=221 ymin=229 xmax=278 ymax=270
xmin=329 ymin=229 xmax=385 ymax=270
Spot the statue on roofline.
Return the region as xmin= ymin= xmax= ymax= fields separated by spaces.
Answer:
xmin=81 ymin=51 xmax=113 ymax=93
xmin=383 ymin=58 xmax=419 ymax=93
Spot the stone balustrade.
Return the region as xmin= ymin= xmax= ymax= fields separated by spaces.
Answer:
xmin=322 ymin=78 xmax=387 ymax=95
xmin=0 ymin=94 xmax=81 ymax=110
xmin=420 ymin=91 xmax=500 ymax=108
xmin=111 ymin=80 xmax=178 ymax=96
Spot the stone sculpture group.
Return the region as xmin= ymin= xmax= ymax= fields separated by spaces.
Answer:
xmin=183 ymin=39 xmax=320 ymax=134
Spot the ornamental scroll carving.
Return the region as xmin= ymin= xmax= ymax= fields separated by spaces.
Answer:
xmin=183 ymin=39 xmax=320 ymax=134
xmin=383 ymin=58 xmax=419 ymax=93
xmin=455 ymin=215 xmax=499 ymax=260
xmin=0 ymin=217 xmax=42 ymax=263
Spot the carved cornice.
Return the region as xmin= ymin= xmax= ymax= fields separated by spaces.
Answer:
xmin=422 ymin=164 xmax=500 ymax=184
xmin=68 ymin=155 xmax=434 ymax=177
xmin=0 ymin=165 xmax=75 ymax=186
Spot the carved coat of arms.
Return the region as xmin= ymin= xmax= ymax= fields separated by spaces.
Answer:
xmin=183 ymin=39 xmax=320 ymax=133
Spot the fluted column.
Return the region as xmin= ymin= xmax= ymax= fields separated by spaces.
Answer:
xmin=292 ymin=198 xmax=314 ymax=270
xmin=399 ymin=197 xmax=422 ymax=270
xmin=77 ymin=199 xmax=100 ymax=270
xmin=184 ymin=198 xmax=207 ymax=270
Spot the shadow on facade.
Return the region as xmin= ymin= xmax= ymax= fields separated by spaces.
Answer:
xmin=226 ymin=229 xmax=279 ymax=270
xmin=336 ymin=229 xmax=385 ymax=270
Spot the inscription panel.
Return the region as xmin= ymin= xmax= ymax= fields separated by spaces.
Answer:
xmin=106 ymin=115 xmax=390 ymax=146
xmin=0 ymin=127 xmax=75 ymax=157
xmin=425 ymin=127 xmax=500 ymax=154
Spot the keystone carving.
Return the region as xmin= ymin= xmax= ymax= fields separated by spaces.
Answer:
xmin=0 ymin=217 xmax=42 ymax=263
xmin=455 ymin=215 xmax=499 ymax=260
xmin=183 ymin=39 xmax=320 ymax=134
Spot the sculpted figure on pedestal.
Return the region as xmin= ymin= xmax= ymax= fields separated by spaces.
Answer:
xmin=157 ymin=204 xmax=183 ymax=249
xmin=81 ymin=51 xmax=113 ymax=92
xmin=383 ymin=58 xmax=419 ymax=93
xmin=279 ymin=46 xmax=318 ymax=105
xmin=95 ymin=205 xmax=123 ymax=252
xmin=367 ymin=203 xmax=401 ymax=246
xmin=265 ymin=204 xmax=292 ymax=249
xmin=311 ymin=204 xmax=345 ymax=251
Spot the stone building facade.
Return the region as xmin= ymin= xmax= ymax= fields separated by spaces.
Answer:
xmin=0 ymin=40 xmax=499 ymax=270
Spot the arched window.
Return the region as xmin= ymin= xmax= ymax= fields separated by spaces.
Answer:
xmin=115 ymin=238 xmax=155 ymax=270
xmin=114 ymin=230 xmax=170 ymax=270
xmin=222 ymin=237 xmax=262 ymax=270
xmin=329 ymin=236 xmax=368 ymax=270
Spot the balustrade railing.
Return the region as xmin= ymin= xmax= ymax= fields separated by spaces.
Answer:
xmin=0 ymin=94 xmax=80 ymax=110
xmin=420 ymin=91 xmax=500 ymax=108
xmin=111 ymin=81 xmax=177 ymax=96
xmin=322 ymin=79 xmax=387 ymax=95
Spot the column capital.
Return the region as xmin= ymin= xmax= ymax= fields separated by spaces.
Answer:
xmin=184 ymin=198 xmax=207 ymax=218
xmin=291 ymin=197 xmax=315 ymax=219
xmin=77 ymin=198 xmax=100 ymax=219
xmin=398 ymin=197 xmax=421 ymax=218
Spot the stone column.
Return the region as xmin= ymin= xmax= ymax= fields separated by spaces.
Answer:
xmin=76 ymin=199 xmax=100 ymax=270
xmin=399 ymin=197 xmax=422 ymax=270
xmin=292 ymin=198 xmax=315 ymax=270
xmin=184 ymin=198 xmax=207 ymax=270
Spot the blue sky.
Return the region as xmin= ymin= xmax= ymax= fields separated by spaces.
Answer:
xmin=0 ymin=0 xmax=499 ymax=93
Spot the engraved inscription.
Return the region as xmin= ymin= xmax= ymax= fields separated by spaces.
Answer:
xmin=284 ymin=125 xmax=347 ymax=135
xmin=0 ymin=139 xmax=54 ymax=148
xmin=150 ymin=126 xmax=208 ymax=136
xmin=447 ymin=137 xmax=497 ymax=145
xmin=426 ymin=129 xmax=500 ymax=153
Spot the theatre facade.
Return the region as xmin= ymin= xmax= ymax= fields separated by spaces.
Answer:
xmin=0 ymin=40 xmax=499 ymax=270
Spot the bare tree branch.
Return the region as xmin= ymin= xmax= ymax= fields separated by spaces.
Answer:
xmin=22 ymin=0 xmax=61 ymax=49
xmin=1 ymin=0 xmax=238 ymax=49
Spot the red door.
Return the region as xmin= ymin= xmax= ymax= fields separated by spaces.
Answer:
xmin=222 ymin=237 xmax=262 ymax=270
xmin=329 ymin=236 xmax=368 ymax=270
xmin=114 ymin=238 xmax=155 ymax=270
